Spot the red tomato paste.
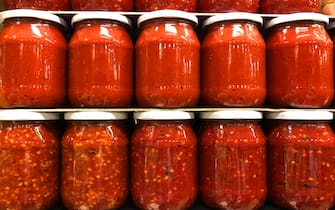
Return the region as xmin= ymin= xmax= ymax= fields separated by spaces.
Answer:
xmin=266 ymin=13 xmax=333 ymax=108
xmin=135 ymin=0 xmax=197 ymax=12
xmin=0 ymin=111 xmax=60 ymax=210
xmin=131 ymin=111 xmax=197 ymax=209
xmin=201 ymin=13 xmax=266 ymax=106
xmin=199 ymin=111 xmax=266 ymax=210
xmin=136 ymin=10 xmax=200 ymax=107
xmin=260 ymin=0 xmax=321 ymax=13
xmin=4 ymin=0 xmax=69 ymax=10
xmin=61 ymin=112 xmax=129 ymax=210
xmin=71 ymin=0 xmax=133 ymax=11
xmin=199 ymin=0 xmax=259 ymax=12
xmin=267 ymin=111 xmax=335 ymax=210
xmin=69 ymin=13 xmax=133 ymax=107
xmin=0 ymin=10 xmax=67 ymax=108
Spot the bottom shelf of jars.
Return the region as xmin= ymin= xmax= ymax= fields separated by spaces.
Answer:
xmin=51 ymin=200 xmax=333 ymax=210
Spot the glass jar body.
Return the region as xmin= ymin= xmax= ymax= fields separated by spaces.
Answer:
xmin=267 ymin=120 xmax=335 ymax=209
xmin=199 ymin=120 xmax=266 ymax=209
xmin=135 ymin=0 xmax=197 ymax=12
xmin=136 ymin=19 xmax=200 ymax=107
xmin=70 ymin=0 xmax=133 ymax=11
xmin=4 ymin=0 xmax=70 ymax=10
xmin=0 ymin=18 xmax=67 ymax=107
xmin=69 ymin=20 xmax=134 ymax=107
xmin=0 ymin=121 xmax=59 ymax=210
xmin=199 ymin=0 xmax=259 ymax=12
xmin=131 ymin=120 xmax=197 ymax=209
xmin=260 ymin=0 xmax=321 ymax=13
xmin=201 ymin=21 xmax=266 ymax=106
xmin=266 ymin=21 xmax=333 ymax=107
xmin=61 ymin=121 xmax=129 ymax=210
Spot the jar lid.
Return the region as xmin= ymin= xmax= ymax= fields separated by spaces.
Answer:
xmin=0 ymin=9 xmax=67 ymax=28
xmin=199 ymin=110 xmax=262 ymax=120
xmin=134 ymin=110 xmax=194 ymax=120
xmin=265 ymin=12 xmax=329 ymax=30
xmin=265 ymin=111 xmax=333 ymax=120
xmin=65 ymin=112 xmax=128 ymax=120
xmin=137 ymin=10 xmax=198 ymax=27
xmin=0 ymin=111 xmax=59 ymax=121
xmin=71 ymin=12 xmax=131 ymax=27
xmin=203 ymin=12 xmax=263 ymax=28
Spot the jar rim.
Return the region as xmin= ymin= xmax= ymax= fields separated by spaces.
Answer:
xmin=71 ymin=11 xmax=132 ymax=27
xmin=203 ymin=12 xmax=263 ymax=28
xmin=265 ymin=111 xmax=333 ymax=120
xmin=0 ymin=111 xmax=60 ymax=121
xmin=0 ymin=9 xmax=67 ymax=28
xmin=64 ymin=112 xmax=128 ymax=120
xmin=134 ymin=110 xmax=194 ymax=120
xmin=199 ymin=110 xmax=263 ymax=120
xmin=265 ymin=12 xmax=329 ymax=30
xmin=137 ymin=9 xmax=198 ymax=28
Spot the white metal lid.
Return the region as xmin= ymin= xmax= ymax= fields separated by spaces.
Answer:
xmin=134 ymin=110 xmax=194 ymax=120
xmin=137 ymin=10 xmax=198 ymax=27
xmin=0 ymin=111 xmax=59 ymax=121
xmin=265 ymin=111 xmax=333 ymax=120
xmin=71 ymin=12 xmax=132 ymax=27
xmin=203 ymin=12 xmax=263 ymax=28
xmin=265 ymin=12 xmax=329 ymax=30
xmin=65 ymin=112 xmax=128 ymax=120
xmin=0 ymin=9 xmax=67 ymax=28
xmin=199 ymin=110 xmax=262 ymax=120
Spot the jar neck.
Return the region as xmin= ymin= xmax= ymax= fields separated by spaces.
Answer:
xmin=4 ymin=17 xmax=65 ymax=32
xmin=205 ymin=20 xmax=260 ymax=34
xmin=268 ymin=21 xmax=326 ymax=34
xmin=140 ymin=18 xmax=196 ymax=31
xmin=74 ymin=19 xmax=130 ymax=32
xmin=67 ymin=120 xmax=126 ymax=127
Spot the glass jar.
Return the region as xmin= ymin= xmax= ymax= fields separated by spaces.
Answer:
xmin=199 ymin=111 xmax=266 ymax=210
xmin=266 ymin=13 xmax=333 ymax=108
xmin=0 ymin=111 xmax=60 ymax=210
xmin=131 ymin=111 xmax=197 ymax=209
xmin=136 ymin=10 xmax=200 ymax=107
xmin=260 ymin=0 xmax=321 ymax=13
xmin=61 ymin=112 xmax=129 ymax=210
xmin=0 ymin=9 xmax=67 ymax=108
xmin=135 ymin=0 xmax=197 ymax=12
xmin=201 ymin=13 xmax=266 ymax=107
xmin=4 ymin=0 xmax=69 ymax=10
xmin=69 ymin=13 xmax=134 ymax=107
xmin=199 ymin=0 xmax=259 ymax=12
xmin=266 ymin=111 xmax=335 ymax=210
xmin=70 ymin=0 xmax=133 ymax=11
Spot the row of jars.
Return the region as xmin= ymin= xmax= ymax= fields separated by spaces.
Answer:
xmin=1 ymin=9 xmax=335 ymax=108
xmin=0 ymin=109 xmax=334 ymax=210
xmin=1 ymin=0 xmax=324 ymax=14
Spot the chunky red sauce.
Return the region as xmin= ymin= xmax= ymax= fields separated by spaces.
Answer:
xmin=135 ymin=0 xmax=197 ymax=12
xmin=201 ymin=19 xmax=266 ymax=106
xmin=0 ymin=17 xmax=67 ymax=107
xmin=69 ymin=19 xmax=133 ymax=107
xmin=266 ymin=20 xmax=333 ymax=107
xmin=267 ymin=121 xmax=335 ymax=210
xmin=199 ymin=0 xmax=259 ymax=12
xmin=260 ymin=0 xmax=321 ymax=13
xmin=4 ymin=0 xmax=69 ymax=10
xmin=70 ymin=0 xmax=133 ymax=11
xmin=61 ymin=121 xmax=129 ymax=210
xmin=136 ymin=17 xmax=200 ymax=107
xmin=131 ymin=120 xmax=197 ymax=209
xmin=199 ymin=120 xmax=266 ymax=210
xmin=0 ymin=121 xmax=59 ymax=210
